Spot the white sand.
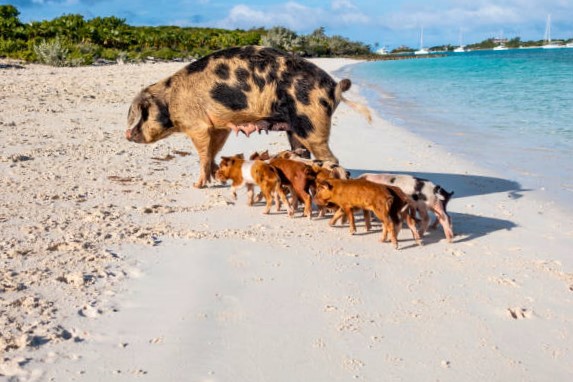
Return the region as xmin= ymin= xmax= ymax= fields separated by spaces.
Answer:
xmin=1 ymin=57 xmax=573 ymax=381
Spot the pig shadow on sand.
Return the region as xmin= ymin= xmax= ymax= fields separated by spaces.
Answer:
xmin=348 ymin=169 xmax=526 ymax=244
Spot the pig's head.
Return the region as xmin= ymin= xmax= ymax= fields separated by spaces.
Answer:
xmin=435 ymin=186 xmax=454 ymax=209
xmin=215 ymin=154 xmax=245 ymax=183
xmin=314 ymin=179 xmax=334 ymax=207
xmin=126 ymin=89 xmax=175 ymax=144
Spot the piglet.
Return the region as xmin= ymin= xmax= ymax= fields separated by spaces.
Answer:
xmin=358 ymin=173 xmax=454 ymax=242
xmin=216 ymin=154 xmax=293 ymax=216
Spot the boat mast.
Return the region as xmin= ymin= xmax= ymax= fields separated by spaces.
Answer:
xmin=545 ymin=14 xmax=552 ymax=44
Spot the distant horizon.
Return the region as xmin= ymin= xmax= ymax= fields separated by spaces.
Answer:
xmin=7 ymin=1 xmax=573 ymax=50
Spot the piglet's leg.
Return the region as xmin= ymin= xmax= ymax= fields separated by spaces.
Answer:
xmin=246 ymin=184 xmax=255 ymax=206
xmin=418 ymin=206 xmax=431 ymax=235
xmin=275 ymin=184 xmax=294 ymax=217
xmin=432 ymin=203 xmax=454 ymax=242
xmin=374 ymin=209 xmax=398 ymax=249
xmin=273 ymin=191 xmax=281 ymax=212
xmin=288 ymin=186 xmax=299 ymax=212
xmin=329 ymin=207 xmax=345 ymax=226
xmin=363 ymin=210 xmax=372 ymax=231
xmin=345 ymin=207 xmax=357 ymax=234
xmin=404 ymin=208 xmax=422 ymax=245
xmin=260 ymin=187 xmax=273 ymax=214
xmin=230 ymin=186 xmax=238 ymax=201
xmin=301 ymin=193 xmax=313 ymax=219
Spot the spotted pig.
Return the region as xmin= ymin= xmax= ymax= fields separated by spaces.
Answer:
xmin=125 ymin=45 xmax=371 ymax=188
xmin=357 ymin=173 xmax=454 ymax=242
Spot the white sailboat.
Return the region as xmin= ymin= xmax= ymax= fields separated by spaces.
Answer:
xmin=493 ymin=30 xmax=508 ymax=50
xmin=542 ymin=14 xmax=562 ymax=49
xmin=454 ymin=29 xmax=466 ymax=52
xmin=414 ymin=26 xmax=430 ymax=55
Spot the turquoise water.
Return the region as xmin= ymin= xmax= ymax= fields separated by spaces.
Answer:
xmin=338 ymin=48 xmax=573 ymax=208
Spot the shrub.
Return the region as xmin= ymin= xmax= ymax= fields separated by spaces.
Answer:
xmin=150 ymin=47 xmax=178 ymax=60
xmin=33 ymin=37 xmax=68 ymax=66
xmin=0 ymin=37 xmax=23 ymax=54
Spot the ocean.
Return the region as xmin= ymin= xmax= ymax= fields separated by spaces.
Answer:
xmin=337 ymin=48 xmax=573 ymax=209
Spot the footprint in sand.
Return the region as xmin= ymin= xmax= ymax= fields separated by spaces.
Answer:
xmin=507 ymin=307 xmax=533 ymax=320
xmin=78 ymin=305 xmax=101 ymax=318
xmin=490 ymin=274 xmax=519 ymax=287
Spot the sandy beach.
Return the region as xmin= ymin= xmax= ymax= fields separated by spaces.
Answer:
xmin=1 ymin=56 xmax=573 ymax=381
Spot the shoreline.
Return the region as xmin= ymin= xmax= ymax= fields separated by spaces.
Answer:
xmin=336 ymin=51 xmax=573 ymax=217
xmin=1 ymin=58 xmax=573 ymax=380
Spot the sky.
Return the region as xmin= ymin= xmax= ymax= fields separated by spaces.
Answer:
xmin=5 ymin=1 xmax=573 ymax=49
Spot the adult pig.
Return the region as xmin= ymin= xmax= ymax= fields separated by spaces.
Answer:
xmin=125 ymin=45 xmax=370 ymax=188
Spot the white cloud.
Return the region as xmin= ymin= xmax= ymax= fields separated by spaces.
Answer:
xmin=216 ymin=2 xmax=369 ymax=33
xmin=331 ymin=0 xmax=357 ymax=11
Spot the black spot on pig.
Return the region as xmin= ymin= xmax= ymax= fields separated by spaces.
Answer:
xmin=212 ymin=46 xmax=249 ymax=60
xmin=210 ymin=84 xmax=248 ymax=111
xmin=215 ymin=63 xmax=230 ymax=80
xmin=319 ymin=98 xmax=332 ymax=116
xmin=291 ymin=114 xmax=313 ymax=139
xmin=253 ymin=74 xmax=266 ymax=91
xmin=186 ymin=56 xmax=210 ymax=74
xmin=156 ymin=100 xmax=173 ymax=129
xmin=414 ymin=178 xmax=426 ymax=193
xmin=235 ymin=68 xmax=252 ymax=92
xmin=295 ymin=78 xmax=312 ymax=105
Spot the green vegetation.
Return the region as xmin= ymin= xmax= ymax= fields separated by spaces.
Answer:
xmin=0 ymin=5 xmax=371 ymax=66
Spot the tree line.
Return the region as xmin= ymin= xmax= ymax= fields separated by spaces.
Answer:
xmin=0 ymin=5 xmax=371 ymax=66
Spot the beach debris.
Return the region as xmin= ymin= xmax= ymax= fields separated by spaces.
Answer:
xmin=151 ymin=235 xmax=162 ymax=246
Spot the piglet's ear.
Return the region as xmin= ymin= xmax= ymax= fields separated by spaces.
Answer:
xmin=220 ymin=156 xmax=230 ymax=162
xmin=237 ymin=153 xmax=245 ymax=159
